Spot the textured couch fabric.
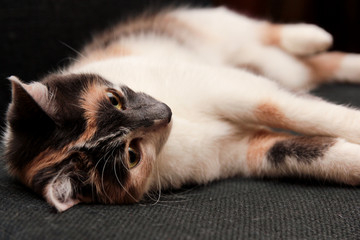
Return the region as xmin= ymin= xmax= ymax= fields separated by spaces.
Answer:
xmin=1 ymin=161 xmax=359 ymax=239
xmin=1 ymin=1 xmax=360 ymax=239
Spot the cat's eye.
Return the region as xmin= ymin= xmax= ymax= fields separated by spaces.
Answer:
xmin=106 ymin=91 xmax=123 ymax=110
xmin=128 ymin=147 xmax=141 ymax=168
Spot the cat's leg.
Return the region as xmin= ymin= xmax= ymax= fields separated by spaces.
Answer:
xmin=205 ymin=69 xmax=360 ymax=144
xmin=262 ymin=22 xmax=360 ymax=84
xmin=303 ymin=52 xmax=360 ymax=86
xmin=244 ymin=129 xmax=360 ymax=185
xmin=234 ymin=46 xmax=313 ymax=90
xmin=157 ymin=124 xmax=360 ymax=188
xmin=235 ymin=47 xmax=360 ymax=91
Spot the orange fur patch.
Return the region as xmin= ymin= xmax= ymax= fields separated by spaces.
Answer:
xmin=303 ymin=52 xmax=345 ymax=82
xmin=255 ymin=102 xmax=293 ymax=129
xmin=261 ymin=23 xmax=282 ymax=46
xmin=78 ymin=83 xmax=107 ymax=142
xmin=22 ymin=148 xmax=69 ymax=186
xmin=246 ymin=130 xmax=291 ymax=175
xmin=162 ymin=14 xmax=210 ymax=43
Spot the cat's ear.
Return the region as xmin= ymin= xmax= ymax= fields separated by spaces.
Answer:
xmin=7 ymin=76 xmax=55 ymax=131
xmin=44 ymin=173 xmax=81 ymax=212
xmin=34 ymin=152 xmax=90 ymax=212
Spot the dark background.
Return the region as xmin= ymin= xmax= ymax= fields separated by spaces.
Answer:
xmin=1 ymin=0 xmax=360 ymax=123
xmin=216 ymin=0 xmax=360 ymax=53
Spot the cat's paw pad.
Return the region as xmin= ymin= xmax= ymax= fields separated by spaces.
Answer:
xmin=281 ymin=24 xmax=333 ymax=56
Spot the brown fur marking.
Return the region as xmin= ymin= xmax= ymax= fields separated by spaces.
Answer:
xmin=78 ymin=83 xmax=107 ymax=142
xmin=247 ymin=130 xmax=291 ymax=174
xmin=261 ymin=23 xmax=282 ymax=46
xmin=23 ymin=148 xmax=69 ymax=186
xmin=255 ymin=102 xmax=293 ymax=129
xmin=303 ymin=52 xmax=345 ymax=82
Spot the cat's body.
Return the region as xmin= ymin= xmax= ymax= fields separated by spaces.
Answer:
xmin=4 ymin=7 xmax=360 ymax=212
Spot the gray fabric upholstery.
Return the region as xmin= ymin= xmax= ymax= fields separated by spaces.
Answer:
xmin=1 ymin=161 xmax=359 ymax=239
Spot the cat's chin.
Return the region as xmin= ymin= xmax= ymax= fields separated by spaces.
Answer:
xmin=153 ymin=118 xmax=173 ymax=154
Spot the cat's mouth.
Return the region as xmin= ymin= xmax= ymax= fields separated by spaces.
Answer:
xmin=150 ymin=118 xmax=172 ymax=130
xmin=135 ymin=111 xmax=172 ymax=134
xmin=131 ymin=116 xmax=172 ymax=158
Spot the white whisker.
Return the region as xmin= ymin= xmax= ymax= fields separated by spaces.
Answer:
xmin=101 ymin=153 xmax=112 ymax=202
xmin=91 ymin=153 xmax=107 ymax=202
xmin=112 ymin=150 xmax=143 ymax=205
xmin=59 ymin=41 xmax=87 ymax=59
xmin=151 ymin=161 xmax=162 ymax=205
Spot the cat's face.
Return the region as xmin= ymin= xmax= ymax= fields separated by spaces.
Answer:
xmin=4 ymin=73 xmax=172 ymax=211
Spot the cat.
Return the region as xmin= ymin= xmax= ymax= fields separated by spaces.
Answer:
xmin=4 ymin=6 xmax=360 ymax=212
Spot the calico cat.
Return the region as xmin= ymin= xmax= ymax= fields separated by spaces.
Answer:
xmin=4 ymin=7 xmax=360 ymax=212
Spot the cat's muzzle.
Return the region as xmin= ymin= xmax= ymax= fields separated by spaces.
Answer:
xmin=125 ymin=91 xmax=172 ymax=131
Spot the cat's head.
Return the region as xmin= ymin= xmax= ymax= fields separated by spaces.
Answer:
xmin=3 ymin=73 xmax=172 ymax=212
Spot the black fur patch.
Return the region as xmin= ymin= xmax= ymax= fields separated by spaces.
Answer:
xmin=267 ymin=136 xmax=335 ymax=166
xmin=5 ymin=73 xmax=111 ymax=173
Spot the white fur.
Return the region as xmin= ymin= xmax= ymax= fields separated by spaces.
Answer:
xmin=280 ymin=23 xmax=333 ymax=56
xmin=299 ymin=139 xmax=360 ymax=185
xmin=335 ymin=54 xmax=360 ymax=82
xmin=45 ymin=175 xmax=79 ymax=212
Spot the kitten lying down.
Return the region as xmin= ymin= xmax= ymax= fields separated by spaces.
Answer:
xmin=4 ymin=7 xmax=360 ymax=212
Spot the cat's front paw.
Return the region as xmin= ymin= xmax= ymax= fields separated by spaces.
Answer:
xmin=281 ymin=24 xmax=333 ymax=56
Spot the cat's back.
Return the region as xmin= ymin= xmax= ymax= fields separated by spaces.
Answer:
xmin=68 ymin=6 xmax=258 ymax=72
xmin=68 ymin=7 xmax=209 ymax=71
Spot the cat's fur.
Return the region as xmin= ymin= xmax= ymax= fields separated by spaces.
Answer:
xmin=4 ymin=7 xmax=360 ymax=212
